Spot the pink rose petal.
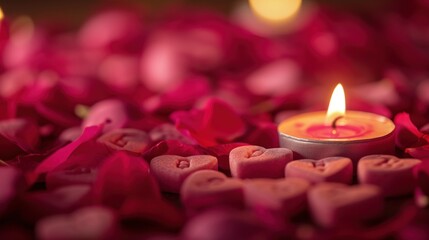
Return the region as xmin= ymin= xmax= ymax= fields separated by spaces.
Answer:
xmin=92 ymin=151 xmax=161 ymax=209
xmin=0 ymin=118 xmax=39 ymax=159
xmin=172 ymin=98 xmax=246 ymax=146
xmin=120 ymin=197 xmax=184 ymax=230
xmin=142 ymin=140 xmax=206 ymax=161
xmin=29 ymin=125 xmax=106 ymax=184
xmin=394 ymin=112 xmax=429 ymax=149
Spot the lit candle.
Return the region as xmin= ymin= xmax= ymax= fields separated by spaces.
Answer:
xmin=278 ymin=83 xmax=395 ymax=160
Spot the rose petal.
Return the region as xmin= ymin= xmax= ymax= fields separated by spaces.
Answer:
xmin=205 ymin=143 xmax=249 ymax=171
xmin=414 ymin=160 xmax=429 ymax=196
xmin=171 ymin=98 xmax=246 ymax=146
xmin=394 ymin=113 xmax=429 ymax=149
xmin=142 ymin=140 xmax=206 ymax=161
xmin=120 ymin=197 xmax=184 ymax=230
xmin=406 ymin=145 xmax=429 ymax=159
xmin=0 ymin=118 xmax=39 ymax=159
xmin=29 ymin=125 xmax=106 ymax=184
xmin=92 ymin=151 xmax=161 ymax=209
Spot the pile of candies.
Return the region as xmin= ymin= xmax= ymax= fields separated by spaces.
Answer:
xmin=1 ymin=0 xmax=429 ymax=239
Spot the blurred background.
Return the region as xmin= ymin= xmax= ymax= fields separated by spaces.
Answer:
xmin=2 ymin=0 xmax=391 ymax=27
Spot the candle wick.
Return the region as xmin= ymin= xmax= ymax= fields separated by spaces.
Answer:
xmin=331 ymin=116 xmax=344 ymax=130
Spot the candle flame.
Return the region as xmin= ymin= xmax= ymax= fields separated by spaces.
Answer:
xmin=248 ymin=0 xmax=302 ymax=23
xmin=326 ymin=83 xmax=346 ymax=125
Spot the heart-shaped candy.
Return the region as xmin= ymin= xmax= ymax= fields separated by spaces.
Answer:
xmin=36 ymin=206 xmax=117 ymax=240
xmin=150 ymin=155 xmax=218 ymax=193
xmin=358 ymin=155 xmax=421 ymax=197
xmin=243 ymin=177 xmax=310 ymax=216
xmin=46 ymin=167 xmax=98 ymax=190
xmin=229 ymin=145 xmax=292 ymax=179
xmin=97 ymin=128 xmax=150 ymax=154
xmin=308 ymin=183 xmax=383 ymax=227
xmin=181 ymin=170 xmax=244 ymax=212
xmin=285 ymin=157 xmax=353 ymax=184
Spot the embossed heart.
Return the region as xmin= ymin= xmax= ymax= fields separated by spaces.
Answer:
xmin=46 ymin=167 xmax=98 ymax=190
xmin=181 ymin=170 xmax=244 ymax=211
xmin=308 ymin=183 xmax=383 ymax=227
xmin=97 ymin=128 xmax=150 ymax=154
xmin=285 ymin=157 xmax=353 ymax=184
xmin=358 ymin=155 xmax=421 ymax=197
xmin=150 ymin=155 xmax=218 ymax=193
xmin=36 ymin=206 xmax=117 ymax=240
xmin=243 ymin=177 xmax=310 ymax=216
xmin=229 ymin=145 xmax=292 ymax=179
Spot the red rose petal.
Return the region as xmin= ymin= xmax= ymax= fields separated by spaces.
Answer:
xmin=394 ymin=113 xmax=429 ymax=149
xmin=29 ymin=125 xmax=106 ymax=184
xmin=18 ymin=185 xmax=91 ymax=223
xmin=142 ymin=140 xmax=206 ymax=161
xmin=202 ymin=98 xmax=246 ymax=142
xmin=92 ymin=151 xmax=161 ymax=209
xmin=120 ymin=197 xmax=184 ymax=230
xmin=172 ymin=98 xmax=246 ymax=146
xmin=206 ymin=143 xmax=249 ymax=170
xmin=0 ymin=118 xmax=39 ymax=159
xmin=405 ymin=145 xmax=429 ymax=160
xmin=413 ymin=160 xmax=429 ymax=196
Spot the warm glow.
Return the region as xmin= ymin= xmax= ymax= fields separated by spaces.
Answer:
xmin=0 ymin=6 xmax=4 ymax=21
xmin=249 ymin=0 xmax=302 ymax=23
xmin=326 ymin=83 xmax=346 ymax=125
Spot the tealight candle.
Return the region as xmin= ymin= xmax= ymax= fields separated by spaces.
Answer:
xmin=278 ymin=84 xmax=395 ymax=160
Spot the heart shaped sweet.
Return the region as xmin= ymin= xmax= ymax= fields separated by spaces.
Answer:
xmin=229 ymin=145 xmax=292 ymax=179
xmin=97 ymin=128 xmax=150 ymax=154
xmin=308 ymin=183 xmax=383 ymax=227
xmin=36 ymin=206 xmax=117 ymax=240
xmin=285 ymin=157 xmax=353 ymax=184
xmin=46 ymin=167 xmax=98 ymax=190
xmin=181 ymin=170 xmax=244 ymax=212
xmin=82 ymin=99 xmax=128 ymax=133
xmin=150 ymin=155 xmax=218 ymax=193
xmin=357 ymin=155 xmax=421 ymax=197
xmin=243 ymin=177 xmax=310 ymax=216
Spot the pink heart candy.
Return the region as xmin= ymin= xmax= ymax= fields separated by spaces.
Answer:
xmin=308 ymin=183 xmax=383 ymax=227
xmin=36 ymin=206 xmax=117 ymax=240
xmin=285 ymin=157 xmax=353 ymax=184
xmin=358 ymin=155 xmax=421 ymax=197
xmin=97 ymin=128 xmax=150 ymax=154
xmin=243 ymin=177 xmax=310 ymax=216
xmin=150 ymin=155 xmax=218 ymax=193
xmin=82 ymin=99 xmax=128 ymax=133
xmin=181 ymin=170 xmax=244 ymax=212
xmin=229 ymin=145 xmax=292 ymax=179
xmin=45 ymin=167 xmax=98 ymax=190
